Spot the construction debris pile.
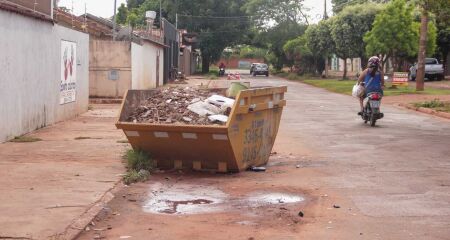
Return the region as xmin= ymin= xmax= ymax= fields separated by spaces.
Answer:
xmin=126 ymin=87 xmax=235 ymax=125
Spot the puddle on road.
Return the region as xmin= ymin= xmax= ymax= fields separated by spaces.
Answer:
xmin=142 ymin=183 xmax=304 ymax=215
xmin=247 ymin=193 xmax=304 ymax=205
xmin=142 ymin=183 xmax=227 ymax=215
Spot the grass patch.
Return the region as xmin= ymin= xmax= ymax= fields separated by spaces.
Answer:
xmin=274 ymin=72 xmax=303 ymax=81
xmin=122 ymin=149 xmax=155 ymax=185
xmin=75 ymin=136 xmax=91 ymax=140
xmin=302 ymin=80 xmax=450 ymax=97
xmin=303 ymin=80 xmax=355 ymax=95
xmin=10 ymin=136 xmax=42 ymax=143
xmin=414 ymin=99 xmax=450 ymax=113
xmin=208 ymin=74 xmax=218 ymax=80
xmin=274 ymin=71 xmax=320 ymax=81
xmin=74 ymin=136 xmax=102 ymax=140
xmin=123 ymin=169 xmax=151 ymax=185
xmin=207 ymin=69 xmax=219 ymax=80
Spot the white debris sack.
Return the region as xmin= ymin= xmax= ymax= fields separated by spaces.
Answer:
xmin=208 ymin=114 xmax=229 ymax=123
xmin=187 ymin=101 xmax=221 ymax=117
xmin=207 ymin=95 xmax=235 ymax=108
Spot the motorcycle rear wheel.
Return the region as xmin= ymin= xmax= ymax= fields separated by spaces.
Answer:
xmin=370 ymin=113 xmax=377 ymax=126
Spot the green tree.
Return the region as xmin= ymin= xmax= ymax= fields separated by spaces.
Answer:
xmin=116 ymin=3 xmax=128 ymax=24
xmin=364 ymin=0 xmax=418 ymax=71
xmin=244 ymin=0 xmax=310 ymax=26
xmin=127 ymin=0 xmax=146 ymax=9
xmin=330 ymin=16 xmax=355 ymax=78
xmin=364 ymin=0 xmax=437 ymax=76
xmin=414 ymin=0 xmax=448 ymax=91
xmin=244 ymin=0 xmax=309 ymax=70
xmin=331 ymin=0 xmax=390 ymax=14
xmin=239 ymin=45 xmax=268 ymax=59
xmin=169 ymin=0 xmax=251 ymax=73
xmin=433 ymin=1 xmax=450 ymax=75
xmin=305 ymin=19 xmax=335 ymax=77
xmin=283 ymin=35 xmax=317 ymax=74
xmin=436 ymin=22 xmax=449 ymax=74
xmin=126 ymin=10 xmax=139 ymax=28
xmin=124 ymin=0 xmax=251 ymax=73
xmin=329 ymin=3 xmax=383 ymax=79
xmin=255 ymin=22 xmax=307 ymax=70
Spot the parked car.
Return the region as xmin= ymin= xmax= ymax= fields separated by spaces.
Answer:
xmin=409 ymin=58 xmax=444 ymax=81
xmin=251 ymin=63 xmax=269 ymax=77
xmin=250 ymin=63 xmax=261 ymax=75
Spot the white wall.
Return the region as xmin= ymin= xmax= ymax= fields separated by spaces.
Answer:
xmin=131 ymin=41 xmax=164 ymax=90
xmin=0 ymin=11 xmax=89 ymax=142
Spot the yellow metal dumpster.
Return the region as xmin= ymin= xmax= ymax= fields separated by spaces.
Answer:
xmin=116 ymin=86 xmax=287 ymax=173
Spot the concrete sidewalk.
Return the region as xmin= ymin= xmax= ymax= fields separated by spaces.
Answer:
xmin=0 ymin=104 xmax=125 ymax=239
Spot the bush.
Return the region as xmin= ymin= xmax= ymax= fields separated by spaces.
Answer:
xmin=414 ymin=99 xmax=445 ymax=108
xmin=122 ymin=149 xmax=154 ymax=184
xmin=123 ymin=149 xmax=154 ymax=172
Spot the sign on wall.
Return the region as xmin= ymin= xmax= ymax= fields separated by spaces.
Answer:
xmin=60 ymin=40 xmax=77 ymax=104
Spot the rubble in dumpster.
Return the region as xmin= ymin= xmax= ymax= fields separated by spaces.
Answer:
xmin=126 ymin=87 xmax=235 ymax=125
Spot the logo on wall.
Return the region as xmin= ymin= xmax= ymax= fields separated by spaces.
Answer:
xmin=60 ymin=40 xmax=77 ymax=105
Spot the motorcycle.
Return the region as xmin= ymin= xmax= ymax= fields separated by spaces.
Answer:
xmin=219 ymin=68 xmax=225 ymax=76
xmin=361 ymin=92 xmax=384 ymax=126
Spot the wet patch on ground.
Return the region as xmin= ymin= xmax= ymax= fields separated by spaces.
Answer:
xmin=142 ymin=182 xmax=305 ymax=215
xmin=143 ymin=183 xmax=227 ymax=215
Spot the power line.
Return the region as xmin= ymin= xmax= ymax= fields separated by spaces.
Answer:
xmin=177 ymin=14 xmax=260 ymax=19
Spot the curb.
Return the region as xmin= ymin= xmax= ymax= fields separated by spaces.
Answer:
xmin=53 ymin=180 xmax=123 ymax=240
xmin=89 ymin=98 xmax=123 ymax=104
xmin=398 ymin=103 xmax=450 ymax=120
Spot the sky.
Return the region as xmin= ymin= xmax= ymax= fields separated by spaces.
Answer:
xmin=58 ymin=0 xmax=332 ymax=23
xmin=58 ymin=0 xmax=127 ymax=19
xmin=304 ymin=0 xmax=333 ymax=23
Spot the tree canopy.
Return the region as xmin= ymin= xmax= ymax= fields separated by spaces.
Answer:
xmin=305 ymin=20 xmax=334 ymax=59
xmin=283 ymin=35 xmax=318 ymax=73
xmin=120 ymin=0 xmax=251 ymax=73
xmin=173 ymin=0 xmax=251 ymax=72
xmin=244 ymin=0 xmax=309 ymax=70
xmin=331 ymin=0 xmax=389 ymax=14
xmin=244 ymin=0 xmax=310 ymax=27
xmin=364 ymin=0 xmax=437 ymax=70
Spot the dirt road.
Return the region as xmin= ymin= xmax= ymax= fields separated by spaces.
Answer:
xmin=78 ymin=76 xmax=450 ymax=240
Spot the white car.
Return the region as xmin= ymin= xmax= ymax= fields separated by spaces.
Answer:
xmin=409 ymin=58 xmax=444 ymax=81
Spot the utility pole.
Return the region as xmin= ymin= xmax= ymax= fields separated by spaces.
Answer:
xmin=83 ymin=3 xmax=87 ymax=32
xmin=113 ymin=0 xmax=117 ymax=41
xmin=71 ymin=0 xmax=74 ymax=29
xmin=175 ymin=13 xmax=178 ymax=29
xmin=323 ymin=0 xmax=329 ymax=78
xmin=159 ymin=0 xmax=162 ymax=28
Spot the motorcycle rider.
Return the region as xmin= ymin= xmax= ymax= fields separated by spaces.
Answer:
xmin=357 ymin=56 xmax=385 ymax=115
xmin=219 ymin=62 xmax=226 ymax=76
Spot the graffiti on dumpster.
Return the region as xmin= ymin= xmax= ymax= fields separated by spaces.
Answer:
xmin=242 ymin=119 xmax=274 ymax=163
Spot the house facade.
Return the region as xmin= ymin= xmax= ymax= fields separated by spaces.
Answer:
xmin=0 ymin=0 xmax=89 ymax=142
